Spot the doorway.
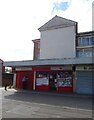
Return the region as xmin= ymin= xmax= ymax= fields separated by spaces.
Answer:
xmin=49 ymin=72 xmax=57 ymax=91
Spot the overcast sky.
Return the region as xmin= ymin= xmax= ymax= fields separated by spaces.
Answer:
xmin=0 ymin=0 xmax=93 ymax=61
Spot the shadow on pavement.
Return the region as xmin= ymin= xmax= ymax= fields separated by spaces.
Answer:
xmin=3 ymin=89 xmax=92 ymax=110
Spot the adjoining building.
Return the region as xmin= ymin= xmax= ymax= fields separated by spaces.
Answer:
xmin=0 ymin=59 xmax=3 ymax=86
xmin=77 ymin=31 xmax=94 ymax=58
xmin=76 ymin=31 xmax=94 ymax=94
xmin=4 ymin=16 xmax=94 ymax=94
xmin=33 ymin=15 xmax=78 ymax=60
xmin=32 ymin=39 xmax=40 ymax=60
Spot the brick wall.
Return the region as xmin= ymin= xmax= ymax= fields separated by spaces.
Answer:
xmin=32 ymin=39 xmax=40 ymax=60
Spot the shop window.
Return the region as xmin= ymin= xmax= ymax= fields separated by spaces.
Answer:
xmin=49 ymin=73 xmax=57 ymax=90
xmin=57 ymin=71 xmax=72 ymax=87
xmin=57 ymin=72 xmax=65 ymax=78
xmin=36 ymin=71 xmax=73 ymax=88
xmin=36 ymin=72 xmax=49 ymax=86
xmin=36 ymin=72 xmax=49 ymax=78
xmin=49 ymin=73 xmax=57 ymax=82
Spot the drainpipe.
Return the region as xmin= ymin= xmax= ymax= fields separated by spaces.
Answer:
xmin=72 ymin=65 xmax=76 ymax=93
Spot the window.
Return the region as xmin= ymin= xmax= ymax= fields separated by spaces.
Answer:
xmin=78 ymin=36 xmax=94 ymax=46
xmin=36 ymin=72 xmax=49 ymax=78
xmin=78 ymin=38 xmax=83 ymax=46
xmin=85 ymin=51 xmax=92 ymax=57
xmin=77 ymin=49 xmax=93 ymax=57
xmin=92 ymin=49 xmax=94 ymax=57
xmin=90 ymin=37 xmax=94 ymax=44
xmin=57 ymin=71 xmax=72 ymax=87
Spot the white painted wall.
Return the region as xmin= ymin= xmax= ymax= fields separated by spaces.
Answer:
xmin=40 ymin=26 xmax=76 ymax=59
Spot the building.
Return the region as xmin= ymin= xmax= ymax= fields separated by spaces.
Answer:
xmin=75 ymin=31 xmax=94 ymax=94
xmin=0 ymin=59 xmax=3 ymax=86
xmin=33 ymin=15 xmax=77 ymax=60
xmin=77 ymin=31 xmax=94 ymax=58
xmin=38 ymin=15 xmax=77 ymax=59
xmin=32 ymin=29 xmax=94 ymax=94
xmin=32 ymin=39 xmax=40 ymax=60
xmin=32 ymin=27 xmax=94 ymax=61
xmin=32 ymin=32 xmax=94 ymax=94
xmin=4 ymin=16 xmax=94 ymax=94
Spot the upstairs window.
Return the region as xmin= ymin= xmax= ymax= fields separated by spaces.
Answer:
xmin=77 ymin=49 xmax=93 ymax=57
xmin=78 ymin=36 xmax=94 ymax=46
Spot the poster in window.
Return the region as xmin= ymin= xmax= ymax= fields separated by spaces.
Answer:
xmin=36 ymin=77 xmax=49 ymax=86
xmin=57 ymin=77 xmax=72 ymax=87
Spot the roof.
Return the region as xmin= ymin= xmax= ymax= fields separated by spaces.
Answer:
xmin=38 ymin=15 xmax=77 ymax=31
xmin=0 ymin=59 xmax=3 ymax=63
xmin=32 ymin=39 xmax=40 ymax=43
xmin=4 ymin=57 xmax=93 ymax=67
xmin=78 ymin=31 xmax=94 ymax=37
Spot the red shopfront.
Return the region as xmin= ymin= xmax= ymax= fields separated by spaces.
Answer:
xmin=15 ymin=66 xmax=74 ymax=93
xmin=16 ymin=67 xmax=34 ymax=90
xmin=34 ymin=66 xmax=74 ymax=93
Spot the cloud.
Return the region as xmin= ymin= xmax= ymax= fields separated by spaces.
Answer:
xmin=52 ymin=2 xmax=69 ymax=11
xmin=0 ymin=0 xmax=52 ymax=61
xmin=52 ymin=0 xmax=92 ymax=32
xmin=0 ymin=0 xmax=93 ymax=61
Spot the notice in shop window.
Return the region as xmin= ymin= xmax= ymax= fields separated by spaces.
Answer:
xmin=36 ymin=77 xmax=49 ymax=86
xmin=57 ymin=77 xmax=72 ymax=87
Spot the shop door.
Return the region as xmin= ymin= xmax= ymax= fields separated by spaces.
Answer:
xmin=35 ymin=71 xmax=49 ymax=91
xmin=49 ymin=73 xmax=57 ymax=91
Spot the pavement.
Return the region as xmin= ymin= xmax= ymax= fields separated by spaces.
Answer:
xmin=0 ymin=87 xmax=93 ymax=119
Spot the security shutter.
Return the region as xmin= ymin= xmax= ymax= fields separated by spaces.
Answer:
xmin=76 ymin=71 xmax=93 ymax=94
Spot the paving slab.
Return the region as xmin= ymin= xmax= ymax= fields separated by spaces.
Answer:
xmin=1 ymin=88 xmax=93 ymax=119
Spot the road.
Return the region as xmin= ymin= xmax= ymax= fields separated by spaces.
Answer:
xmin=0 ymin=88 xmax=93 ymax=119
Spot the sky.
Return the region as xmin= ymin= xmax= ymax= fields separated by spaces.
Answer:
xmin=0 ymin=0 xmax=93 ymax=61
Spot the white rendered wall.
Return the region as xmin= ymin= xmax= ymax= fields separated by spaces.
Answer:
xmin=40 ymin=26 xmax=76 ymax=59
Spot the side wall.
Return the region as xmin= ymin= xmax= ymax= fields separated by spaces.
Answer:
xmin=33 ymin=41 xmax=40 ymax=60
xmin=40 ymin=26 xmax=76 ymax=59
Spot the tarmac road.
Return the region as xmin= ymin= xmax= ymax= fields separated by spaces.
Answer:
xmin=1 ymin=88 xmax=93 ymax=119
